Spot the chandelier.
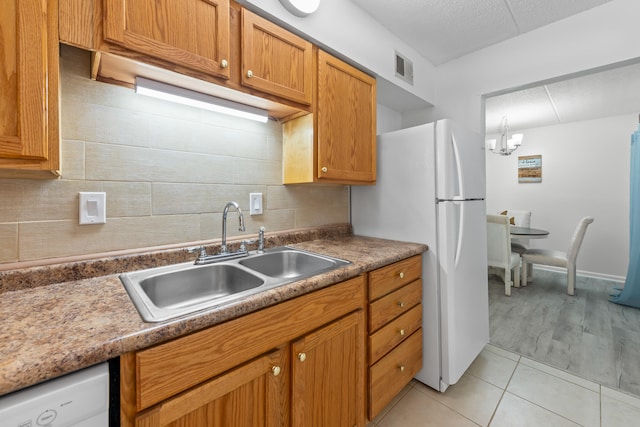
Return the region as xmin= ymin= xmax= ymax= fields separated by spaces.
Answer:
xmin=486 ymin=116 xmax=523 ymax=156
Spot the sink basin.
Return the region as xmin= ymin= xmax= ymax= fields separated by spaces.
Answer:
xmin=140 ymin=264 xmax=264 ymax=309
xmin=120 ymin=247 xmax=350 ymax=322
xmin=239 ymin=248 xmax=349 ymax=279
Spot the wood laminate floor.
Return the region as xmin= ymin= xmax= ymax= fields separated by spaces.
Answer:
xmin=489 ymin=268 xmax=640 ymax=398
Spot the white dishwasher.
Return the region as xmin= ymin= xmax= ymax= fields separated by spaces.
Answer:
xmin=0 ymin=362 xmax=110 ymax=427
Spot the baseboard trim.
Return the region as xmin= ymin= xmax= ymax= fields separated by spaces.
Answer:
xmin=533 ymin=266 xmax=625 ymax=283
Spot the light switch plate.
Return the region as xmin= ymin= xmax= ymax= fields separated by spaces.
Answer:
xmin=250 ymin=193 xmax=263 ymax=215
xmin=79 ymin=192 xmax=106 ymax=225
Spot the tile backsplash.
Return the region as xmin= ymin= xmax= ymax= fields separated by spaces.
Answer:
xmin=0 ymin=45 xmax=349 ymax=266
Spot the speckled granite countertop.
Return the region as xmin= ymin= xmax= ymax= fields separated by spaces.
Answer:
xmin=0 ymin=226 xmax=426 ymax=395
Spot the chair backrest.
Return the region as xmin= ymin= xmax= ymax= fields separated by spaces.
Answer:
xmin=487 ymin=214 xmax=512 ymax=268
xmin=567 ymin=216 xmax=595 ymax=262
xmin=500 ymin=209 xmax=532 ymax=227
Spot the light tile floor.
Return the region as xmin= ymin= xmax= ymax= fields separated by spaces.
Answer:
xmin=369 ymin=344 xmax=640 ymax=426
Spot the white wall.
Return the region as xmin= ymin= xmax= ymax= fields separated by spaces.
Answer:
xmin=486 ymin=114 xmax=636 ymax=280
xmin=435 ymin=0 xmax=640 ymax=279
xmin=376 ymin=104 xmax=402 ymax=134
xmin=433 ymin=0 xmax=640 ymax=133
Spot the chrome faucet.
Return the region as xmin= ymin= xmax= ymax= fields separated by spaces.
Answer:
xmin=221 ymin=201 xmax=245 ymax=254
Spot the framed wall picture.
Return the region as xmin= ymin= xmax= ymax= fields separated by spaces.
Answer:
xmin=518 ymin=155 xmax=542 ymax=183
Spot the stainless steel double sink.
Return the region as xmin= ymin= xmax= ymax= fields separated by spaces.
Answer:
xmin=120 ymin=246 xmax=350 ymax=322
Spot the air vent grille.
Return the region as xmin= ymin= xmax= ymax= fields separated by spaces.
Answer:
xmin=395 ymin=51 xmax=414 ymax=85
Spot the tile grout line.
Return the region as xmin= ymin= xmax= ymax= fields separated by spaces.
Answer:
xmin=486 ymin=353 xmax=521 ymax=426
xmin=509 ymin=358 xmax=599 ymax=426
xmin=599 ymin=383 xmax=602 ymax=427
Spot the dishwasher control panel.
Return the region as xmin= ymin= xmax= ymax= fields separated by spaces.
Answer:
xmin=0 ymin=363 xmax=109 ymax=427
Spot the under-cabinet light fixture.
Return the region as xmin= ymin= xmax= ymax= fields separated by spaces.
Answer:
xmin=135 ymin=77 xmax=269 ymax=123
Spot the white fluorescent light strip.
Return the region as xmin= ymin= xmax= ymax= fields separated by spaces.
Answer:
xmin=135 ymin=77 xmax=269 ymax=123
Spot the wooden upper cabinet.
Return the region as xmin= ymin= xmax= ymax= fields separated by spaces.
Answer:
xmin=317 ymin=50 xmax=376 ymax=183
xmin=103 ymin=0 xmax=231 ymax=79
xmin=241 ymin=8 xmax=313 ymax=105
xmin=0 ymin=0 xmax=60 ymax=177
xmin=283 ymin=50 xmax=376 ymax=185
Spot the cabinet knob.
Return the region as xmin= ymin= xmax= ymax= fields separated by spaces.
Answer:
xmin=247 ymin=70 xmax=253 ymax=78
xmin=399 ymin=329 xmax=405 ymax=336
xmin=321 ymin=167 xmax=328 ymax=173
xmin=399 ymin=272 xmax=404 ymax=279
xmin=399 ymin=365 xmax=405 ymax=373
xmin=397 ymin=301 xmax=405 ymax=308
xmin=298 ymin=352 xmax=307 ymax=362
xmin=221 ymin=59 xmax=229 ymax=68
xmin=271 ymin=366 xmax=281 ymax=376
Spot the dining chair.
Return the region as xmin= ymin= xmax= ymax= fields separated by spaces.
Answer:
xmin=500 ymin=209 xmax=533 ymax=279
xmin=487 ymin=214 xmax=521 ymax=296
xmin=521 ymin=216 xmax=594 ymax=295
xmin=499 ymin=209 xmax=532 ymax=250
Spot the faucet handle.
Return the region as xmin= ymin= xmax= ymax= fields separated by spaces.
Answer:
xmin=188 ymin=246 xmax=207 ymax=258
xmin=239 ymin=239 xmax=255 ymax=252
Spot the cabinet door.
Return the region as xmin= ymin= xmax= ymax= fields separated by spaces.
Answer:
xmin=103 ymin=0 xmax=231 ymax=78
xmin=291 ymin=311 xmax=366 ymax=427
xmin=241 ymin=9 xmax=313 ymax=105
xmin=135 ymin=348 xmax=289 ymax=427
xmin=0 ymin=0 xmax=59 ymax=174
xmin=316 ymin=50 xmax=376 ymax=183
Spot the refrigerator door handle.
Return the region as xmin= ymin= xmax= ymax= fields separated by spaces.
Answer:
xmin=451 ymin=133 xmax=465 ymax=199
xmin=454 ymin=203 xmax=465 ymax=269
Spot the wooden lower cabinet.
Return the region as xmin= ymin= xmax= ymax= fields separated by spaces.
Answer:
xmin=135 ymin=348 xmax=289 ymax=427
xmin=292 ymin=311 xmax=365 ymax=427
xmin=367 ymin=256 xmax=423 ymax=420
xmin=121 ymin=276 xmax=366 ymax=427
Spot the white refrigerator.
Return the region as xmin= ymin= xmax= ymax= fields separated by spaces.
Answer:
xmin=351 ymin=119 xmax=489 ymax=392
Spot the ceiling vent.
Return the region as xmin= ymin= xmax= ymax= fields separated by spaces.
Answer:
xmin=395 ymin=51 xmax=414 ymax=85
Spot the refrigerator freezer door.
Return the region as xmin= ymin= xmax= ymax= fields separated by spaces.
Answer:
xmin=435 ymin=119 xmax=486 ymax=200
xmin=436 ymin=198 xmax=489 ymax=388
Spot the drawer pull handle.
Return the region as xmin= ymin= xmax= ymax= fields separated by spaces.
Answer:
xmin=321 ymin=166 xmax=328 ymax=173
xmin=272 ymin=366 xmax=281 ymax=376
xmin=399 ymin=365 xmax=405 ymax=373
xmin=398 ymin=301 xmax=405 ymax=308
xmin=221 ymin=59 xmax=229 ymax=68
xmin=247 ymin=70 xmax=253 ymax=78
xmin=399 ymin=329 xmax=405 ymax=336
xmin=298 ymin=352 xmax=307 ymax=362
xmin=399 ymin=272 xmax=404 ymax=279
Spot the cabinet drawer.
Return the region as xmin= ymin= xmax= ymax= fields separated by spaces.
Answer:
xmin=369 ymin=304 xmax=422 ymax=364
xmin=369 ymin=329 xmax=422 ymax=419
xmin=369 ymin=255 xmax=422 ymax=301
xmin=368 ymin=279 xmax=422 ymax=332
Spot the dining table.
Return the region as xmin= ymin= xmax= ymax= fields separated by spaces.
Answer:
xmin=510 ymin=226 xmax=549 ymax=283
xmin=510 ymin=226 xmax=550 ymax=239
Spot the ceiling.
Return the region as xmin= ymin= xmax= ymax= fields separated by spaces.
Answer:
xmin=349 ymin=0 xmax=640 ymax=132
xmin=485 ymin=61 xmax=640 ymax=134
